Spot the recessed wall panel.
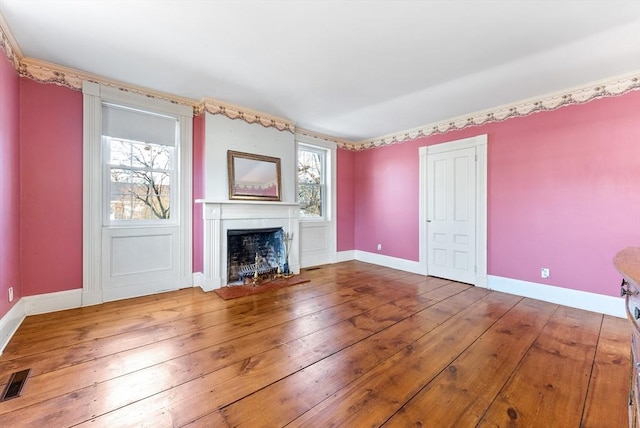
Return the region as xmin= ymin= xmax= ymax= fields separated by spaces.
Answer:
xmin=453 ymin=234 xmax=469 ymax=245
xmin=454 ymin=155 xmax=469 ymax=221
xmin=433 ymin=159 xmax=447 ymax=221
xmin=433 ymin=233 xmax=447 ymax=243
xmin=111 ymin=234 xmax=173 ymax=276
xmin=433 ymin=249 xmax=447 ymax=267
xmin=453 ymin=251 xmax=469 ymax=270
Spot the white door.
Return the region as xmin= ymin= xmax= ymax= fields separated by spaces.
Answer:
xmin=427 ymin=146 xmax=477 ymax=284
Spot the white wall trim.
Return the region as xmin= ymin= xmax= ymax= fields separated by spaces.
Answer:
xmin=296 ymin=134 xmax=338 ymax=267
xmin=192 ymin=272 xmax=205 ymax=289
xmin=83 ymin=82 xmax=193 ymax=304
xmin=488 ymin=275 xmax=625 ymax=318
xmin=336 ymin=250 xmax=356 ymax=263
xmin=198 ymin=201 xmax=300 ymax=288
xmin=354 ymin=250 xmax=425 ymax=275
xmin=0 ymin=299 xmax=26 ymax=356
xmin=23 ymin=289 xmax=83 ymax=315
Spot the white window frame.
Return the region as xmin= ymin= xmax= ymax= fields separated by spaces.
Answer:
xmin=101 ymin=104 xmax=180 ymax=226
xmin=82 ymin=82 xmax=193 ymax=306
xmin=297 ymin=143 xmax=328 ymax=222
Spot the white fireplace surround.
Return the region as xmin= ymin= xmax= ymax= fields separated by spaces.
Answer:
xmin=197 ymin=201 xmax=300 ymax=290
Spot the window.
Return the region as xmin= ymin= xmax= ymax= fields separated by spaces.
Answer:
xmin=298 ymin=144 xmax=325 ymax=218
xmin=102 ymin=104 xmax=178 ymax=222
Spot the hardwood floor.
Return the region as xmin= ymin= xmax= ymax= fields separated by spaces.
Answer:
xmin=0 ymin=261 xmax=630 ymax=427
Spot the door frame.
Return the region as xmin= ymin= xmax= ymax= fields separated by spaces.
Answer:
xmin=82 ymin=81 xmax=193 ymax=305
xmin=419 ymin=134 xmax=488 ymax=287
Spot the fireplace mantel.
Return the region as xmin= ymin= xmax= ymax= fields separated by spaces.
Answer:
xmin=196 ymin=200 xmax=300 ymax=290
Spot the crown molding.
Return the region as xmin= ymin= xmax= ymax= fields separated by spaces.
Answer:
xmin=18 ymin=56 xmax=297 ymax=134
xmin=353 ymin=72 xmax=640 ymax=151
xmin=19 ymin=57 xmax=198 ymax=108
xmin=0 ymin=12 xmax=22 ymax=70
xmin=295 ymin=127 xmax=356 ymax=149
xmin=197 ymin=97 xmax=296 ymax=133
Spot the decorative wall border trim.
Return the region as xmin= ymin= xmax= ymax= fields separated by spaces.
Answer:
xmin=2 ymin=15 xmax=638 ymax=150
xmin=197 ymin=97 xmax=295 ymax=133
xmin=296 ymin=127 xmax=353 ymax=148
xmin=20 ymin=57 xmax=84 ymax=90
xmin=352 ymin=72 xmax=640 ymax=151
xmin=19 ymin=57 xmax=198 ymax=107
xmin=0 ymin=12 xmax=22 ymax=70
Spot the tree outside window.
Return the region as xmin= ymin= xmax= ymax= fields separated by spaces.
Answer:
xmin=107 ymin=138 xmax=174 ymax=220
xmin=298 ymin=146 xmax=324 ymax=218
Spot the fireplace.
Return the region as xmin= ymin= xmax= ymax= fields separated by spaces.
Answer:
xmin=227 ymin=227 xmax=285 ymax=284
xmin=197 ymin=201 xmax=300 ymax=289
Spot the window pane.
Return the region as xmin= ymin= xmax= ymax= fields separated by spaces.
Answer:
xmin=130 ymin=171 xmax=171 ymax=219
xmin=298 ymin=150 xmax=322 ymax=184
xmin=129 ymin=142 xmax=173 ymax=169
xmin=104 ymin=106 xmax=177 ymax=223
xmin=298 ymin=148 xmax=324 ymax=218
xmin=298 ymin=147 xmax=325 ymax=218
xmin=108 ymin=162 xmax=172 ymax=220
xmin=299 ymin=183 xmax=322 ymax=217
xmin=109 ymin=140 xmax=132 ymax=166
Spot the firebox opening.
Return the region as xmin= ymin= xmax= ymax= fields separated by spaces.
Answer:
xmin=227 ymin=227 xmax=285 ymax=285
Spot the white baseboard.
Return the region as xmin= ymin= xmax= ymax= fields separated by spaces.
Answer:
xmin=200 ymin=277 xmax=221 ymax=292
xmin=336 ymin=253 xmax=623 ymax=317
xmin=354 ymin=250 xmax=427 ymax=275
xmin=488 ymin=275 xmax=625 ymax=318
xmin=82 ymin=290 xmax=103 ymax=307
xmin=0 ymin=299 xmax=26 ymax=356
xmin=192 ymin=272 xmax=205 ymax=289
xmin=23 ymin=288 xmax=83 ymax=316
xmin=336 ymin=250 xmax=355 ymax=263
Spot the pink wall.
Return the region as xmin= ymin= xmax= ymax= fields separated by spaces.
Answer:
xmin=337 ymin=148 xmax=355 ymax=251
xmin=192 ymin=114 xmax=205 ymax=273
xmin=349 ymin=91 xmax=640 ymax=297
xmin=0 ymin=53 xmax=21 ymax=319
xmin=354 ymin=142 xmax=420 ymax=260
xmin=488 ymin=93 xmax=640 ymax=295
xmin=20 ymin=79 xmax=83 ymax=296
xmin=5 ymin=67 xmax=638 ymax=306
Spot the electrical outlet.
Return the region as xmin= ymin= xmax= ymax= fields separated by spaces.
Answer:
xmin=8 ymin=286 xmax=13 ymax=303
xmin=541 ymin=268 xmax=550 ymax=279
xmin=377 ymin=244 xmax=382 ymax=251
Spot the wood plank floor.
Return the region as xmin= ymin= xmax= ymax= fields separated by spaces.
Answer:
xmin=0 ymin=261 xmax=630 ymax=427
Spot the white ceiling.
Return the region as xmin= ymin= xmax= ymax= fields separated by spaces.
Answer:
xmin=1 ymin=0 xmax=639 ymax=142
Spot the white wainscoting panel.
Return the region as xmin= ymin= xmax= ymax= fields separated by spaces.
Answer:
xmin=110 ymin=234 xmax=174 ymax=277
xmin=300 ymin=222 xmax=332 ymax=268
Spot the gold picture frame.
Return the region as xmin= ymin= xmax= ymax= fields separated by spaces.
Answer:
xmin=227 ymin=150 xmax=282 ymax=201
